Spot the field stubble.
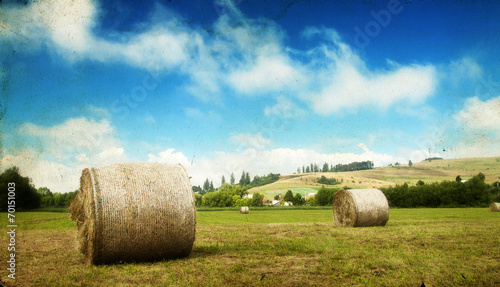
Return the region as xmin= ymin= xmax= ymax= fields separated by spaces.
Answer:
xmin=1 ymin=208 xmax=499 ymax=286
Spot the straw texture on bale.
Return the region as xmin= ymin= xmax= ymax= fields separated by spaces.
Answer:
xmin=332 ymin=189 xmax=389 ymax=227
xmin=240 ymin=206 xmax=249 ymax=214
xmin=490 ymin=202 xmax=500 ymax=212
xmin=69 ymin=163 xmax=196 ymax=264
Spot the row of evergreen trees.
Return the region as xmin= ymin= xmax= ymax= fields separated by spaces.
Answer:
xmin=296 ymin=161 xmax=374 ymax=173
xmin=193 ymin=171 xmax=280 ymax=195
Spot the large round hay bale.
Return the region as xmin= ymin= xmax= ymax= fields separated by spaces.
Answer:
xmin=69 ymin=163 xmax=196 ymax=264
xmin=332 ymin=189 xmax=389 ymax=227
xmin=490 ymin=202 xmax=500 ymax=212
xmin=240 ymin=206 xmax=249 ymax=214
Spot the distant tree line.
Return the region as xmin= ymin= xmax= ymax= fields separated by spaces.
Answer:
xmin=248 ymin=173 xmax=280 ymax=188
xmin=0 ymin=167 xmax=78 ymax=211
xmin=296 ymin=161 xmax=374 ymax=174
xmin=38 ymin=187 xmax=78 ymax=208
xmin=193 ymin=172 xmax=280 ymax=195
xmin=381 ymin=173 xmax=499 ymax=208
xmin=194 ymin=183 xmax=264 ymax=207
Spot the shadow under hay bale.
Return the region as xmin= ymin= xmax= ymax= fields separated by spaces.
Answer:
xmin=240 ymin=206 xmax=249 ymax=214
xmin=69 ymin=163 xmax=196 ymax=265
xmin=332 ymin=189 xmax=389 ymax=227
xmin=490 ymin=202 xmax=500 ymax=212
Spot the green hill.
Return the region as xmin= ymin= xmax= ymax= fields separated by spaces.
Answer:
xmin=248 ymin=156 xmax=500 ymax=198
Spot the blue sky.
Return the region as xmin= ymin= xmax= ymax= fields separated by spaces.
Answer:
xmin=1 ymin=0 xmax=499 ymax=192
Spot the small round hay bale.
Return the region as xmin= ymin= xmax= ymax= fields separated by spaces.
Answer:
xmin=69 ymin=163 xmax=196 ymax=264
xmin=240 ymin=206 xmax=249 ymax=214
xmin=490 ymin=202 xmax=500 ymax=212
xmin=332 ymin=189 xmax=389 ymax=227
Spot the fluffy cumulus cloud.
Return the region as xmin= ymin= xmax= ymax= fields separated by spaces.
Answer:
xmin=2 ymin=117 xmax=127 ymax=192
xmin=0 ymin=0 xmax=192 ymax=69
xmin=0 ymin=150 xmax=80 ymax=193
xmin=447 ymin=138 xmax=500 ymax=159
xmin=302 ymin=28 xmax=437 ymax=114
xmin=454 ymin=96 xmax=500 ymax=130
xmin=307 ymin=63 xmax=437 ymax=115
xmin=120 ymin=25 xmax=191 ymax=71
xmin=147 ymin=148 xmax=191 ymax=166
xmin=443 ymin=95 xmax=500 ymax=158
xmin=185 ymin=14 xmax=305 ymax=100
xmin=0 ymin=0 xmax=96 ymax=55
xmin=227 ymin=53 xmax=302 ymax=94
xmin=18 ymin=118 xmax=122 ymax=160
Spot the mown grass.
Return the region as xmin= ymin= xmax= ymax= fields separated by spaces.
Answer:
xmin=1 ymin=208 xmax=499 ymax=286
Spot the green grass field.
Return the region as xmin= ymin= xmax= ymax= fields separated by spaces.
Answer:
xmin=1 ymin=208 xmax=499 ymax=286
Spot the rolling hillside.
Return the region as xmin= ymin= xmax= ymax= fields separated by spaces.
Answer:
xmin=248 ymin=156 xmax=500 ymax=198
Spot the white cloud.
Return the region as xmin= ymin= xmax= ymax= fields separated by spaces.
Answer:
xmin=296 ymin=27 xmax=438 ymax=115
xmin=148 ymin=148 xmax=190 ymax=166
xmin=96 ymin=147 xmax=126 ymax=166
xmin=454 ymin=96 xmax=500 ymax=130
xmin=306 ymin=60 xmax=437 ymax=115
xmin=1 ymin=150 xmax=80 ymax=193
xmin=0 ymin=0 xmax=96 ymax=58
xmin=439 ymin=95 xmax=500 ymax=158
xmin=18 ymin=118 xmax=120 ymax=159
xmin=446 ymin=137 xmax=500 ymax=158
xmin=264 ymin=96 xmax=306 ymax=118
xmin=0 ymin=0 xmax=192 ymax=67
xmin=230 ymin=133 xmax=273 ymax=150
xmin=227 ymin=54 xmax=302 ymax=94
xmin=302 ymin=26 xmax=342 ymax=43
xmin=120 ymin=25 xmax=190 ymax=71
xmin=357 ymin=143 xmax=370 ymax=153
xmin=2 ymin=117 xmax=128 ymax=193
